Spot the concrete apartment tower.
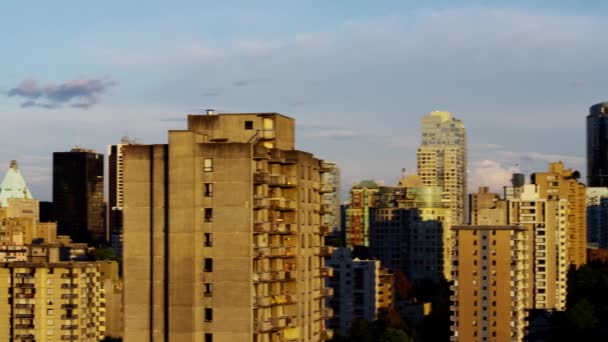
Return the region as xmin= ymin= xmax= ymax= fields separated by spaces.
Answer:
xmin=417 ymin=111 xmax=467 ymax=225
xmin=122 ymin=112 xmax=335 ymax=341
xmin=531 ymin=162 xmax=587 ymax=267
xmin=450 ymin=225 xmax=528 ymax=342
xmin=469 ymin=184 xmax=568 ymax=311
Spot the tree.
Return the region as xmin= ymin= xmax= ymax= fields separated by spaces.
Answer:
xmin=566 ymin=299 xmax=598 ymax=330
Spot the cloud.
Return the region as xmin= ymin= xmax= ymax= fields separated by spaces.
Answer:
xmin=7 ymin=76 xmax=115 ymax=109
xmin=234 ymin=79 xmax=269 ymax=87
xmin=470 ymin=159 xmax=520 ymax=193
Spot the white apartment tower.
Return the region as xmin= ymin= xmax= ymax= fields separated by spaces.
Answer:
xmin=417 ymin=111 xmax=467 ymax=225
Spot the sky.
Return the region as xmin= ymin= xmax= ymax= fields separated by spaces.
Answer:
xmin=1 ymin=0 xmax=608 ymax=201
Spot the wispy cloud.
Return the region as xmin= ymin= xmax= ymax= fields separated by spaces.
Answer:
xmin=7 ymin=76 xmax=115 ymax=109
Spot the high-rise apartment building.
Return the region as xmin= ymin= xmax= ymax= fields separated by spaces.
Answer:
xmin=0 ymin=244 xmax=105 ymax=341
xmin=417 ymin=111 xmax=467 ymax=225
xmin=326 ymin=248 xmax=393 ymax=335
xmin=345 ymin=181 xmax=379 ymax=247
xmin=587 ymin=102 xmax=608 ymax=187
xmin=506 ymin=184 xmax=568 ymax=310
xmin=469 ymin=184 xmax=568 ymax=311
xmin=369 ymin=174 xmax=451 ymax=282
xmin=123 ymin=112 xmax=335 ymax=341
xmin=450 ymin=225 xmax=528 ymax=342
xmin=531 ymin=162 xmax=587 ymax=267
xmin=320 ymin=161 xmax=341 ymax=239
xmin=586 ymin=187 xmax=608 ymax=249
xmin=53 ymin=149 xmax=104 ymax=243
xmin=469 ymin=187 xmax=501 ymax=225
xmin=107 ymin=138 xmax=138 ymax=257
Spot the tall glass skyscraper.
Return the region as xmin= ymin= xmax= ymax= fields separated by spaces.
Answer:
xmin=587 ymin=102 xmax=608 ymax=186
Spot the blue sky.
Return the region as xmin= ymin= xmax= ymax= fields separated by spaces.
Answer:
xmin=1 ymin=0 xmax=607 ymax=200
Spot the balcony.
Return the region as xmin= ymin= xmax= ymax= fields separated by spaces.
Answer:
xmin=318 ymin=267 xmax=334 ymax=278
xmin=61 ymin=336 xmax=79 ymax=341
xmin=61 ymin=304 xmax=78 ymax=309
xmin=323 ymin=308 xmax=334 ymax=318
xmin=253 ymin=145 xmax=269 ymax=160
xmin=285 ymin=316 xmax=298 ymax=327
xmin=254 ymin=320 xmax=273 ymax=332
xmin=254 ymin=296 xmax=272 ymax=307
xmin=254 ymin=171 xmax=270 ymax=184
xmin=316 ymin=246 xmax=335 ymax=257
xmin=253 ymin=272 xmax=272 ymax=283
xmin=15 ymin=324 xmax=34 ymax=329
xmin=270 ymin=198 xmax=296 ymax=211
xmin=319 ymin=204 xmax=333 ymax=215
xmin=272 ymin=317 xmax=287 ymax=329
xmin=254 ymin=247 xmax=270 ymax=259
xmin=61 ymin=315 xmax=78 ymax=320
xmin=319 ymin=225 xmax=331 ymax=236
xmin=15 ymin=314 xmax=34 ymax=319
xmin=254 ymin=222 xmax=270 ymax=233
xmin=270 ymin=222 xmax=295 ymax=234
xmin=15 ymin=304 xmax=34 ymax=309
xmin=322 ymin=287 xmax=334 ymax=297
xmin=269 ymin=175 xmax=297 ymax=188
xmin=14 ymin=273 xmax=34 ymax=278
xmin=61 ymin=325 xmax=79 ymax=330
xmin=15 ymin=283 xmax=35 ymax=289
xmin=254 ymin=197 xmax=270 ymax=209
xmin=319 ymin=185 xmax=334 ymax=193
xmin=321 ymin=329 xmax=334 ymax=340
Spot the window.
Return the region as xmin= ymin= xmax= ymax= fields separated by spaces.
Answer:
xmin=204 ymin=183 xmax=213 ymax=197
xmin=204 ymin=208 xmax=213 ymax=222
xmin=47 ymin=288 xmax=54 ymax=295
xmin=244 ymin=121 xmax=254 ymax=130
xmin=204 ymin=233 xmax=213 ymax=247
xmin=204 ymin=158 xmax=213 ymax=172
xmin=204 ymin=308 xmax=213 ymax=322
xmin=204 ymin=258 xmax=213 ymax=272
xmin=205 ymin=333 xmax=213 ymax=342
xmin=204 ymin=283 xmax=213 ymax=296
xmin=47 ymin=309 xmax=54 ymax=316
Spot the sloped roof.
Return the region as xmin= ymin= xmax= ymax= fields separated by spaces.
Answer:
xmin=0 ymin=160 xmax=34 ymax=207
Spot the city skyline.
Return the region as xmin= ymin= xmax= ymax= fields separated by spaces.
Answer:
xmin=2 ymin=1 xmax=607 ymax=200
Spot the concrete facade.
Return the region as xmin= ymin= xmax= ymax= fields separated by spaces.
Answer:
xmin=123 ymin=112 xmax=335 ymax=341
xmin=532 ymin=162 xmax=587 ymax=267
xmin=0 ymin=245 xmax=105 ymax=341
xmin=450 ymin=225 xmax=528 ymax=342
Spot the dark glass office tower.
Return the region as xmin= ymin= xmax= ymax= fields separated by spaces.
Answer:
xmin=588 ymin=102 xmax=608 ymax=186
xmin=53 ymin=148 xmax=104 ymax=243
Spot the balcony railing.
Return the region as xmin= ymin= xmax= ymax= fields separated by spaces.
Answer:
xmin=318 ymin=267 xmax=334 ymax=278
xmin=254 ymin=171 xmax=270 ymax=184
xmin=254 ymin=222 xmax=271 ymax=233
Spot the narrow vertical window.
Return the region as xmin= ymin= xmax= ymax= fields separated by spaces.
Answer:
xmin=204 ymin=183 xmax=213 ymax=197
xmin=204 ymin=308 xmax=213 ymax=322
xmin=204 ymin=283 xmax=213 ymax=296
xmin=204 ymin=208 xmax=213 ymax=222
xmin=204 ymin=258 xmax=213 ymax=272
xmin=204 ymin=233 xmax=213 ymax=247
xmin=204 ymin=158 xmax=213 ymax=172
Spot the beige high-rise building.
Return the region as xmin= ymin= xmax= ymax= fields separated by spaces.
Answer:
xmin=469 ymin=187 xmax=502 ymax=225
xmin=507 ymin=184 xmax=568 ymax=310
xmin=123 ymin=112 xmax=335 ymax=341
xmin=417 ymin=111 xmax=467 ymax=225
xmin=531 ymin=162 xmax=587 ymax=267
xmin=450 ymin=225 xmax=528 ymax=342
xmin=0 ymin=245 xmax=105 ymax=341
xmin=469 ymin=184 xmax=568 ymax=311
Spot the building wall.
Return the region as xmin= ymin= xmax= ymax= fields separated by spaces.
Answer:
xmin=123 ymin=113 xmax=334 ymax=341
xmin=53 ymin=150 xmax=104 ymax=243
xmin=345 ymin=182 xmax=379 ymax=247
xmin=451 ymin=226 xmax=528 ymax=342
xmin=586 ymin=187 xmax=608 ymax=249
xmin=417 ymin=111 xmax=467 ymax=226
xmin=532 ymin=162 xmax=587 ymax=267
xmin=0 ymin=261 xmax=105 ymax=341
